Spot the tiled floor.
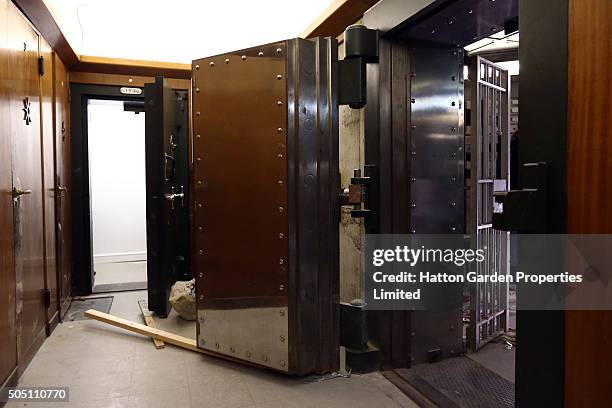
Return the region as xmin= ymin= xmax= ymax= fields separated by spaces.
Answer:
xmin=8 ymin=291 xmax=417 ymax=408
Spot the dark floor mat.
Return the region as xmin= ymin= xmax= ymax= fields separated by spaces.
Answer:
xmin=389 ymin=357 xmax=514 ymax=408
xmin=65 ymin=296 xmax=113 ymax=321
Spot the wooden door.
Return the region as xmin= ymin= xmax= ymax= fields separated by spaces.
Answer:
xmin=39 ymin=38 xmax=59 ymax=332
xmin=0 ymin=0 xmax=18 ymax=388
xmin=144 ymin=77 xmax=191 ymax=317
xmin=7 ymin=4 xmax=46 ymax=370
xmin=53 ymin=54 xmax=72 ymax=318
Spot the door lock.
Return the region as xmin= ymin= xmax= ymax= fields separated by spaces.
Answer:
xmin=340 ymin=168 xmax=372 ymax=218
xmin=165 ymin=185 xmax=185 ymax=210
xmin=12 ymin=187 xmax=32 ymax=197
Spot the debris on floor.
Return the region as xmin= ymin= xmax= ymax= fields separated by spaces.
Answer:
xmin=169 ymin=279 xmax=196 ymax=320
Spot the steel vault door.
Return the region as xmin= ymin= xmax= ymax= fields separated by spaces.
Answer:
xmin=192 ymin=38 xmax=339 ymax=374
xmin=467 ymin=56 xmax=510 ymax=350
xmin=145 ymin=77 xmax=191 ymax=317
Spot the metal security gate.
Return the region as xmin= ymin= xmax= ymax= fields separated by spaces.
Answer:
xmin=191 ymin=38 xmax=339 ymax=375
xmin=467 ymin=56 xmax=510 ymax=351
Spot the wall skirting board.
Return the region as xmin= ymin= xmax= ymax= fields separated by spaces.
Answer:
xmin=93 ymin=252 xmax=147 ymax=264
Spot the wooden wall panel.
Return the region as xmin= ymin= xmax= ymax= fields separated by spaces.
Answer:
xmin=7 ymin=1 xmax=47 ymax=374
xmin=69 ymin=71 xmax=190 ymax=90
xmin=565 ymin=0 xmax=612 ymax=406
xmin=39 ymin=37 xmax=59 ymax=333
xmin=0 ymin=0 xmax=18 ymax=388
xmin=53 ymin=54 xmax=72 ymax=318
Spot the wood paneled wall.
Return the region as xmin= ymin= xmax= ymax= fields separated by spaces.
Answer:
xmin=0 ymin=0 xmax=18 ymax=389
xmin=565 ymin=0 xmax=612 ymax=406
xmin=69 ymin=71 xmax=190 ymax=89
xmin=0 ymin=0 xmax=72 ymax=385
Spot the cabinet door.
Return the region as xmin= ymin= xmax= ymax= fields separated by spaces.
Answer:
xmin=7 ymin=3 xmax=46 ymax=370
xmin=0 ymin=0 xmax=17 ymax=387
xmin=54 ymin=54 xmax=72 ymax=318
xmin=40 ymin=38 xmax=58 ymax=331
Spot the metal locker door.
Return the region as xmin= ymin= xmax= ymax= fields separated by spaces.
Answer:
xmin=192 ymin=38 xmax=339 ymax=375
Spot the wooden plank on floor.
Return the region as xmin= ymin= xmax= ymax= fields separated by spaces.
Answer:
xmin=137 ymin=299 xmax=165 ymax=349
xmin=84 ymin=309 xmax=205 ymax=353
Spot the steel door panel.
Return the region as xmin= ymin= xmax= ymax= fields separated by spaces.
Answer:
xmin=192 ymin=38 xmax=339 ymax=375
xmin=408 ymin=47 xmax=465 ymax=363
xmin=145 ymin=77 xmax=191 ymax=317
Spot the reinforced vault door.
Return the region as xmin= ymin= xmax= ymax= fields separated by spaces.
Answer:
xmin=468 ymin=56 xmax=510 ymax=350
xmin=192 ymin=38 xmax=339 ymax=375
xmin=145 ymin=77 xmax=191 ymax=317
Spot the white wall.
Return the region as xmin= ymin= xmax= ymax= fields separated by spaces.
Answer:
xmin=88 ymin=99 xmax=147 ymax=264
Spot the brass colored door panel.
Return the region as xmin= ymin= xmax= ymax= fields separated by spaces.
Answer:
xmin=192 ymin=38 xmax=339 ymax=375
xmin=7 ymin=3 xmax=46 ymax=368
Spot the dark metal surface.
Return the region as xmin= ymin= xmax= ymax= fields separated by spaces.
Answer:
xmin=386 ymin=0 xmax=518 ymax=47
xmin=363 ymin=41 xmax=464 ymax=367
xmin=395 ymin=357 xmax=515 ymax=408
xmin=515 ymin=1 xmax=568 ymax=406
xmin=409 ymin=46 xmax=465 ymax=365
xmin=192 ymin=38 xmax=339 ymax=375
xmin=364 ymin=39 xmax=413 ymax=369
xmin=286 ymin=37 xmax=340 ymax=375
xmin=145 ymin=77 xmax=191 ymax=317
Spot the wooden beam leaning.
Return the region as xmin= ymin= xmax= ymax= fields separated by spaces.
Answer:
xmin=137 ymin=299 xmax=165 ymax=349
xmin=84 ymin=309 xmax=204 ymax=353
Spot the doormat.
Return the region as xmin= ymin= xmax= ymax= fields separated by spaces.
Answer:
xmin=65 ymin=296 xmax=114 ymax=321
xmin=384 ymin=357 xmax=514 ymax=408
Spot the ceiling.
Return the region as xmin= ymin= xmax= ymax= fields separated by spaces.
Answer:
xmin=42 ymin=0 xmax=335 ymax=64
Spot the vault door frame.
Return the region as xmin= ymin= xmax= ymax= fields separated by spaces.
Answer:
xmin=467 ymin=56 xmax=511 ymax=351
xmin=70 ymin=84 xmax=144 ymax=295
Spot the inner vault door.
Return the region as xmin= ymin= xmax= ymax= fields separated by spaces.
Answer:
xmin=192 ymin=38 xmax=339 ymax=375
xmin=468 ymin=56 xmax=511 ymax=351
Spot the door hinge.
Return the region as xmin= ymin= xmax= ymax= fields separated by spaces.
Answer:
xmin=44 ymin=288 xmax=51 ymax=307
xmin=38 ymin=56 xmax=45 ymax=76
